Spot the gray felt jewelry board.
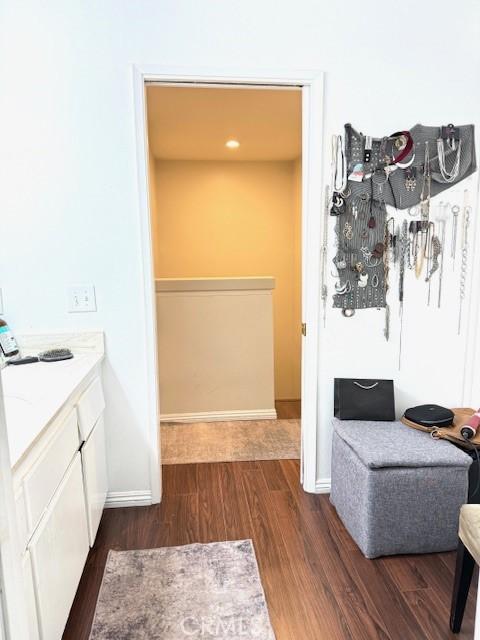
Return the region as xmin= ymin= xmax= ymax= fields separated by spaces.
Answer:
xmin=330 ymin=123 xmax=476 ymax=317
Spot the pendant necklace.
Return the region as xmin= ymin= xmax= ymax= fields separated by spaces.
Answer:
xmin=330 ymin=135 xmax=348 ymax=215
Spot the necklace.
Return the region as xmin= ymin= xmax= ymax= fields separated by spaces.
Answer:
xmin=437 ymin=137 xmax=462 ymax=183
xmin=436 ymin=202 xmax=448 ymax=309
xmin=398 ymin=219 xmax=408 ymax=369
xmin=383 ymin=216 xmax=394 ymax=341
xmin=458 ymin=191 xmax=471 ymax=334
xmin=332 ymin=135 xmax=347 ymax=193
xmin=451 ymin=204 xmax=460 ymax=269
xmin=420 ymin=141 xmax=431 ymax=224
xmin=425 ymin=229 xmax=441 ymax=306
xmin=415 ymin=227 xmax=427 ymax=279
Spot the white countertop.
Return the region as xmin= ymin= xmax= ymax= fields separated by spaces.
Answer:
xmin=1 ymin=352 xmax=103 ymax=468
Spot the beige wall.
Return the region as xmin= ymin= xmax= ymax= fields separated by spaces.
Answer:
xmin=153 ymin=159 xmax=301 ymax=400
xmin=148 ymin=146 xmax=159 ymax=261
xmin=156 ymin=278 xmax=275 ymax=417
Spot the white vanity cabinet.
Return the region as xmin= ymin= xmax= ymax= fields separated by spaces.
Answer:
xmin=23 ymin=409 xmax=79 ymax=540
xmin=81 ymin=414 xmax=108 ymax=545
xmin=22 ymin=551 xmax=39 ymax=640
xmin=0 ymin=592 xmax=6 ymax=640
xmin=29 ymin=454 xmax=89 ymax=640
xmin=77 ymin=376 xmax=107 ymax=546
xmin=8 ymin=359 xmax=107 ymax=640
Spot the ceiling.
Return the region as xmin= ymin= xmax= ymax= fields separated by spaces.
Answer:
xmin=146 ymin=85 xmax=302 ymax=161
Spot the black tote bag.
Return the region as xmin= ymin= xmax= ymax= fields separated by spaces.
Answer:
xmin=334 ymin=378 xmax=395 ymax=421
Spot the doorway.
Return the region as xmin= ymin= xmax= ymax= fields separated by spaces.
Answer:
xmin=133 ymin=68 xmax=324 ymax=498
xmin=147 ymin=85 xmax=302 ymax=466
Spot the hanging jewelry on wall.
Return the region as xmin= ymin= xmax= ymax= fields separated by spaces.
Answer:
xmin=415 ymin=224 xmax=428 ymax=279
xmin=330 ymin=135 xmax=348 ymax=216
xmin=458 ymin=191 xmax=471 ymax=334
xmin=425 ymin=224 xmax=441 ymax=306
xmin=437 ymin=136 xmax=462 ymax=183
xmin=451 ymin=204 xmax=460 ymax=270
xmin=383 ymin=217 xmax=394 ymax=341
xmin=436 ymin=202 xmax=448 ymax=309
xmin=398 ymin=219 xmax=408 ymax=369
xmin=404 ymin=166 xmax=417 ymax=192
xmin=420 ymin=141 xmax=431 ymax=225
xmin=331 ymin=122 xmax=475 ymax=331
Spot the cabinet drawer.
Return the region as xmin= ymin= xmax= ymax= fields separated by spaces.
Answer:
xmin=77 ymin=376 xmax=105 ymax=441
xmin=24 ymin=409 xmax=79 ymax=537
xmin=82 ymin=414 xmax=108 ymax=546
xmin=29 ymin=453 xmax=89 ymax=640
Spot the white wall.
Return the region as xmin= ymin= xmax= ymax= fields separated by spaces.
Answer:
xmin=0 ymin=0 xmax=479 ymax=494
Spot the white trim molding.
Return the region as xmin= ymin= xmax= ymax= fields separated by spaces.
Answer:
xmin=156 ymin=277 xmax=275 ymax=292
xmin=132 ymin=64 xmax=325 ymax=498
xmin=105 ymin=490 xmax=153 ymax=508
xmin=315 ymin=478 xmax=331 ymax=494
xmin=160 ymin=409 xmax=277 ymax=423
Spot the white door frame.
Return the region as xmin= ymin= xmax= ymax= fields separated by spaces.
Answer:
xmin=132 ymin=66 xmax=325 ymax=498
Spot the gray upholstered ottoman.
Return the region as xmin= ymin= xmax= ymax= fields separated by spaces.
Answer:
xmin=330 ymin=418 xmax=472 ymax=558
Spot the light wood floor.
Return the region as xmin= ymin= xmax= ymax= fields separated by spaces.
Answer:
xmin=64 ymin=459 xmax=476 ymax=640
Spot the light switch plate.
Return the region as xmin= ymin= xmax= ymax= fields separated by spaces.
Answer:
xmin=67 ymin=285 xmax=97 ymax=313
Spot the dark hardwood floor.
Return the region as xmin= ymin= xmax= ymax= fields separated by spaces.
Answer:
xmin=64 ymin=460 xmax=476 ymax=639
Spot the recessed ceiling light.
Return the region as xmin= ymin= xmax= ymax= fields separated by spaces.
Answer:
xmin=225 ymin=139 xmax=240 ymax=149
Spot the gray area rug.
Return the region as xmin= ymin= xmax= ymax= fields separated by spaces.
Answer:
xmin=89 ymin=540 xmax=276 ymax=639
xmin=161 ymin=418 xmax=300 ymax=464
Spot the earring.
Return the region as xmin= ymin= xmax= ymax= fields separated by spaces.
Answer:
xmin=358 ymin=273 xmax=369 ymax=288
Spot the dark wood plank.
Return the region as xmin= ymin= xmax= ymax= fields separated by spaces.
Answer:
xmin=237 ymin=462 xmax=320 ymax=639
xmin=279 ymin=458 xmax=321 ymax=512
xmin=197 ymin=463 xmax=227 ymax=543
xmin=260 ymin=459 xmax=290 ymax=492
xmin=403 ymin=588 xmax=474 ymax=640
xmin=218 ymin=462 xmax=253 ymax=540
xmin=270 ymin=489 xmax=361 ymax=639
xmin=63 ymin=461 xmax=477 ymax=640
xmin=381 ymin=555 xmax=429 ymax=592
xmin=170 ymin=462 xmax=198 ymax=495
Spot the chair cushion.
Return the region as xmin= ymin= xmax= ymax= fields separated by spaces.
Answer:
xmin=333 ymin=418 xmax=471 ymax=469
xmin=459 ymin=504 xmax=480 ymax=564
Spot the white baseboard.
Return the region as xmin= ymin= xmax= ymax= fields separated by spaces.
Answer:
xmin=160 ymin=409 xmax=277 ymax=423
xmin=105 ymin=490 xmax=152 ymax=508
xmin=315 ymin=478 xmax=331 ymax=494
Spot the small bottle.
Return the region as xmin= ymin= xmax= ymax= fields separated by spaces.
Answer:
xmin=0 ymin=318 xmax=19 ymax=358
